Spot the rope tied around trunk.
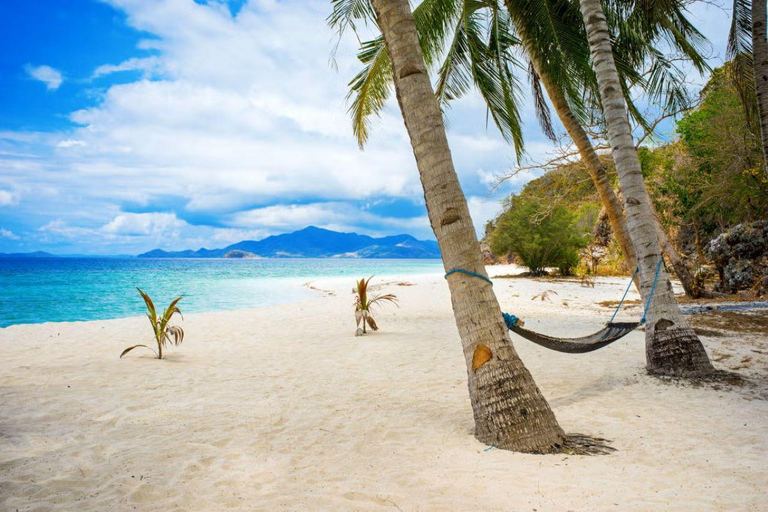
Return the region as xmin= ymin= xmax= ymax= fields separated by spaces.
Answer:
xmin=444 ymin=268 xmax=493 ymax=285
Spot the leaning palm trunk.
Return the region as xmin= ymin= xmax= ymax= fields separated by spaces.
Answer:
xmin=371 ymin=0 xmax=565 ymax=452
xmin=513 ymin=13 xmax=706 ymax=297
xmin=754 ymin=0 xmax=768 ymax=176
xmin=512 ymin=26 xmax=638 ymax=278
xmin=578 ymin=0 xmax=714 ymax=376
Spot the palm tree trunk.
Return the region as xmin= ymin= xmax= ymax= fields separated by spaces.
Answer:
xmin=509 ymin=13 xmax=699 ymax=296
xmin=523 ymin=47 xmax=638 ymax=275
xmin=753 ymin=0 xmax=768 ymax=176
xmin=578 ymin=0 xmax=714 ymax=377
xmin=371 ymin=0 xmax=565 ymax=452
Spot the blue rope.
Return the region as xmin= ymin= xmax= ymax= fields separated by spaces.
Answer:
xmin=444 ymin=268 xmax=493 ymax=286
xmin=503 ymin=313 xmax=519 ymax=329
xmin=609 ymin=266 xmax=639 ymax=323
xmin=641 ymin=259 xmax=664 ymax=324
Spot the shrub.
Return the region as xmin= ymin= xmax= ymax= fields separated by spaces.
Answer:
xmin=489 ymin=196 xmax=590 ymax=276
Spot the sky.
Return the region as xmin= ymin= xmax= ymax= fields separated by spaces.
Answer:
xmin=0 ymin=0 xmax=732 ymax=255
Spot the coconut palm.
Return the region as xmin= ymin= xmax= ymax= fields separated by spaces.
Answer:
xmin=729 ymin=0 xmax=768 ymax=177
xmin=335 ymin=0 xmax=716 ymax=374
xmin=336 ymin=0 xmax=710 ymax=297
xmin=334 ymin=0 xmax=567 ymax=452
xmin=577 ymin=0 xmax=713 ymax=376
xmin=353 ymin=276 xmax=398 ymax=334
xmin=120 ymin=288 xmax=185 ymax=360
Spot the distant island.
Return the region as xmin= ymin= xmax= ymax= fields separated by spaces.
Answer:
xmin=0 ymin=251 xmax=58 ymax=258
xmin=138 ymin=226 xmax=440 ymax=259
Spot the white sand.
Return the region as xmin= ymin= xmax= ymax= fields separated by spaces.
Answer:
xmin=1 ymin=265 xmax=766 ymax=511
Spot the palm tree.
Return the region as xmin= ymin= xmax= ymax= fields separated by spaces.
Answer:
xmin=577 ymin=0 xmax=713 ymax=376
xmin=120 ymin=288 xmax=185 ymax=360
xmin=339 ymin=0 xmax=710 ymax=297
xmin=353 ymin=276 xmax=398 ymax=334
xmin=729 ymin=0 xmax=768 ymax=177
xmin=337 ymin=0 xmax=717 ymax=374
xmin=504 ymin=0 xmax=709 ymax=298
xmin=338 ymin=0 xmax=567 ymax=452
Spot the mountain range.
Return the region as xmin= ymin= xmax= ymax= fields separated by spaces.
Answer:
xmin=137 ymin=226 xmax=440 ymax=259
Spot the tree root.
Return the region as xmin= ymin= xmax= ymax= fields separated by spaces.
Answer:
xmin=651 ymin=368 xmax=749 ymax=388
xmin=560 ymin=433 xmax=616 ymax=455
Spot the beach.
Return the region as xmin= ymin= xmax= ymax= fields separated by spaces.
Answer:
xmin=1 ymin=265 xmax=766 ymax=511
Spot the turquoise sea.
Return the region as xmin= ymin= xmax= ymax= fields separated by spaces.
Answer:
xmin=0 ymin=258 xmax=443 ymax=328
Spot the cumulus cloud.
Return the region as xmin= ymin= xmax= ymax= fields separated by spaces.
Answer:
xmin=0 ymin=228 xmax=19 ymax=240
xmin=92 ymin=56 xmax=165 ymax=79
xmin=101 ymin=212 xmax=187 ymax=237
xmin=229 ymin=202 xmax=431 ymax=238
xmin=24 ymin=64 xmax=63 ymax=90
xmin=1 ymin=0 xmax=572 ymax=253
xmin=0 ymin=190 xmax=18 ymax=206
xmin=467 ymin=196 xmax=504 ymax=237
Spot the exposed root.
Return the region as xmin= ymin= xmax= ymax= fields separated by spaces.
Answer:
xmin=490 ymin=433 xmax=615 ymax=455
xmin=652 ymin=368 xmax=746 ymax=385
xmin=559 ymin=433 xmax=615 ymax=456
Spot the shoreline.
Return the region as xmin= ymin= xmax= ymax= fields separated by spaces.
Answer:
xmin=1 ymin=267 xmax=766 ymax=510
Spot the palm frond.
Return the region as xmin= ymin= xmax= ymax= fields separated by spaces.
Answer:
xmin=348 ymin=37 xmax=392 ymax=147
xmin=728 ymin=0 xmax=753 ymax=59
xmin=164 ymin=325 xmax=185 ymax=347
xmin=120 ymin=344 xmax=158 ymax=358
xmin=328 ymin=0 xmax=375 ymax=36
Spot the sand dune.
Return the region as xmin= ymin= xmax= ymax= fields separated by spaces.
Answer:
xmin=1 ymin=266 xmax=766 ymax=511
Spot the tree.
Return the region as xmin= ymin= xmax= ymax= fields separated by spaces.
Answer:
xmin=490 ymin=196 xmax=589 ymax=276
xmin=729 ymin=0 xmax=768 ymax=177
xmin=337 ymin=0 xmax=567 ymax=452
xmin=578 ymin=0 xmax=714 ymax=376
xmin=339 ymin=0 xmax=712 ymax=297
xmin=642 ymin=64 xmax=768 ymax=247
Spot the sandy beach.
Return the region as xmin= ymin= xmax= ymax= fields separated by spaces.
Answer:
xmin=1 ymin=265 xmax=766 ymax=511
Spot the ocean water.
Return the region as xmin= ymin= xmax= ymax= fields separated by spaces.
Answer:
xmin=0 ymin=258 xmax=443 ymax=327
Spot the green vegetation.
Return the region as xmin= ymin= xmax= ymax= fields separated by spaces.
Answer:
xmin=353 ymin=277 xmax=398 ymax=335
xmin=488 ymin=63 xmax=767 ymax=283
xmin=643 ymin=64 xmax=768 ymax=246
xmin=489 ymin=196 xmax=590 ymax=276
xmin=120 ymin=289 xmax=185 ymax=360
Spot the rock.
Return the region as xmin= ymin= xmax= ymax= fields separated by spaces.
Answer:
xmin=708 ymin=220 xmax=768 ymax=294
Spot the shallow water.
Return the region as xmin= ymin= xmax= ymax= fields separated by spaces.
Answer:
xmin=0 ymin=257 xmax=443 ymax=327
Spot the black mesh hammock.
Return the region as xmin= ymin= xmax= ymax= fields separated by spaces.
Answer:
xmin=445 ymin=263 xmax=662 ymax=354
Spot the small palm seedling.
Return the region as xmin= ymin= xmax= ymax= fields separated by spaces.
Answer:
xmin=120 ymin=288 xmax=185 ymax=360
xmin=353 ymin=276 xmax=398 ymax=336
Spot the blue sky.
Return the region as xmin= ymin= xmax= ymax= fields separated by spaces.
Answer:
xmin=0 ymin=0 xmax=731 ymax=255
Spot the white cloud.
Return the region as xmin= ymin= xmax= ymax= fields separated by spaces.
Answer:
xmin=101 ymin=212 xmax=187 ymax=236
xmin=229 ymin=202 xmax=431 ymax=238
xmin=56 ymin=139 xmax=87 ymax=149
xmin=0 ymin=228 xmax=19 ymax=240
xmin=24 ymin=64 xmax=63 ymax=90
xmin=92 ymin=56 xmax=165 ymax=79
xmin=0 ymin=190 xmax=18 ymax=206
xmin=467 ymin=196 xmax=504 ymax=237
xmin=0 ymin=0 xmax=731 ymax=254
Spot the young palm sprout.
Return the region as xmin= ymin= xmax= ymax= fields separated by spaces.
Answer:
xmin=120 ymin=288 xmax=185 ymax=360
xmin=353 ymin=276 xmax=398 ymax=335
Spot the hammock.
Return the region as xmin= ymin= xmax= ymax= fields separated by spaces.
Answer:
xmin=504 ymin=314 xmax=640 ymax=354
xmin=445 ymin=263 xmax=662 ymax=354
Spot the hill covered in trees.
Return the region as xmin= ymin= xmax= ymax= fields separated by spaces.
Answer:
xmin=485 ymin=63 xmax=768 ymax=296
